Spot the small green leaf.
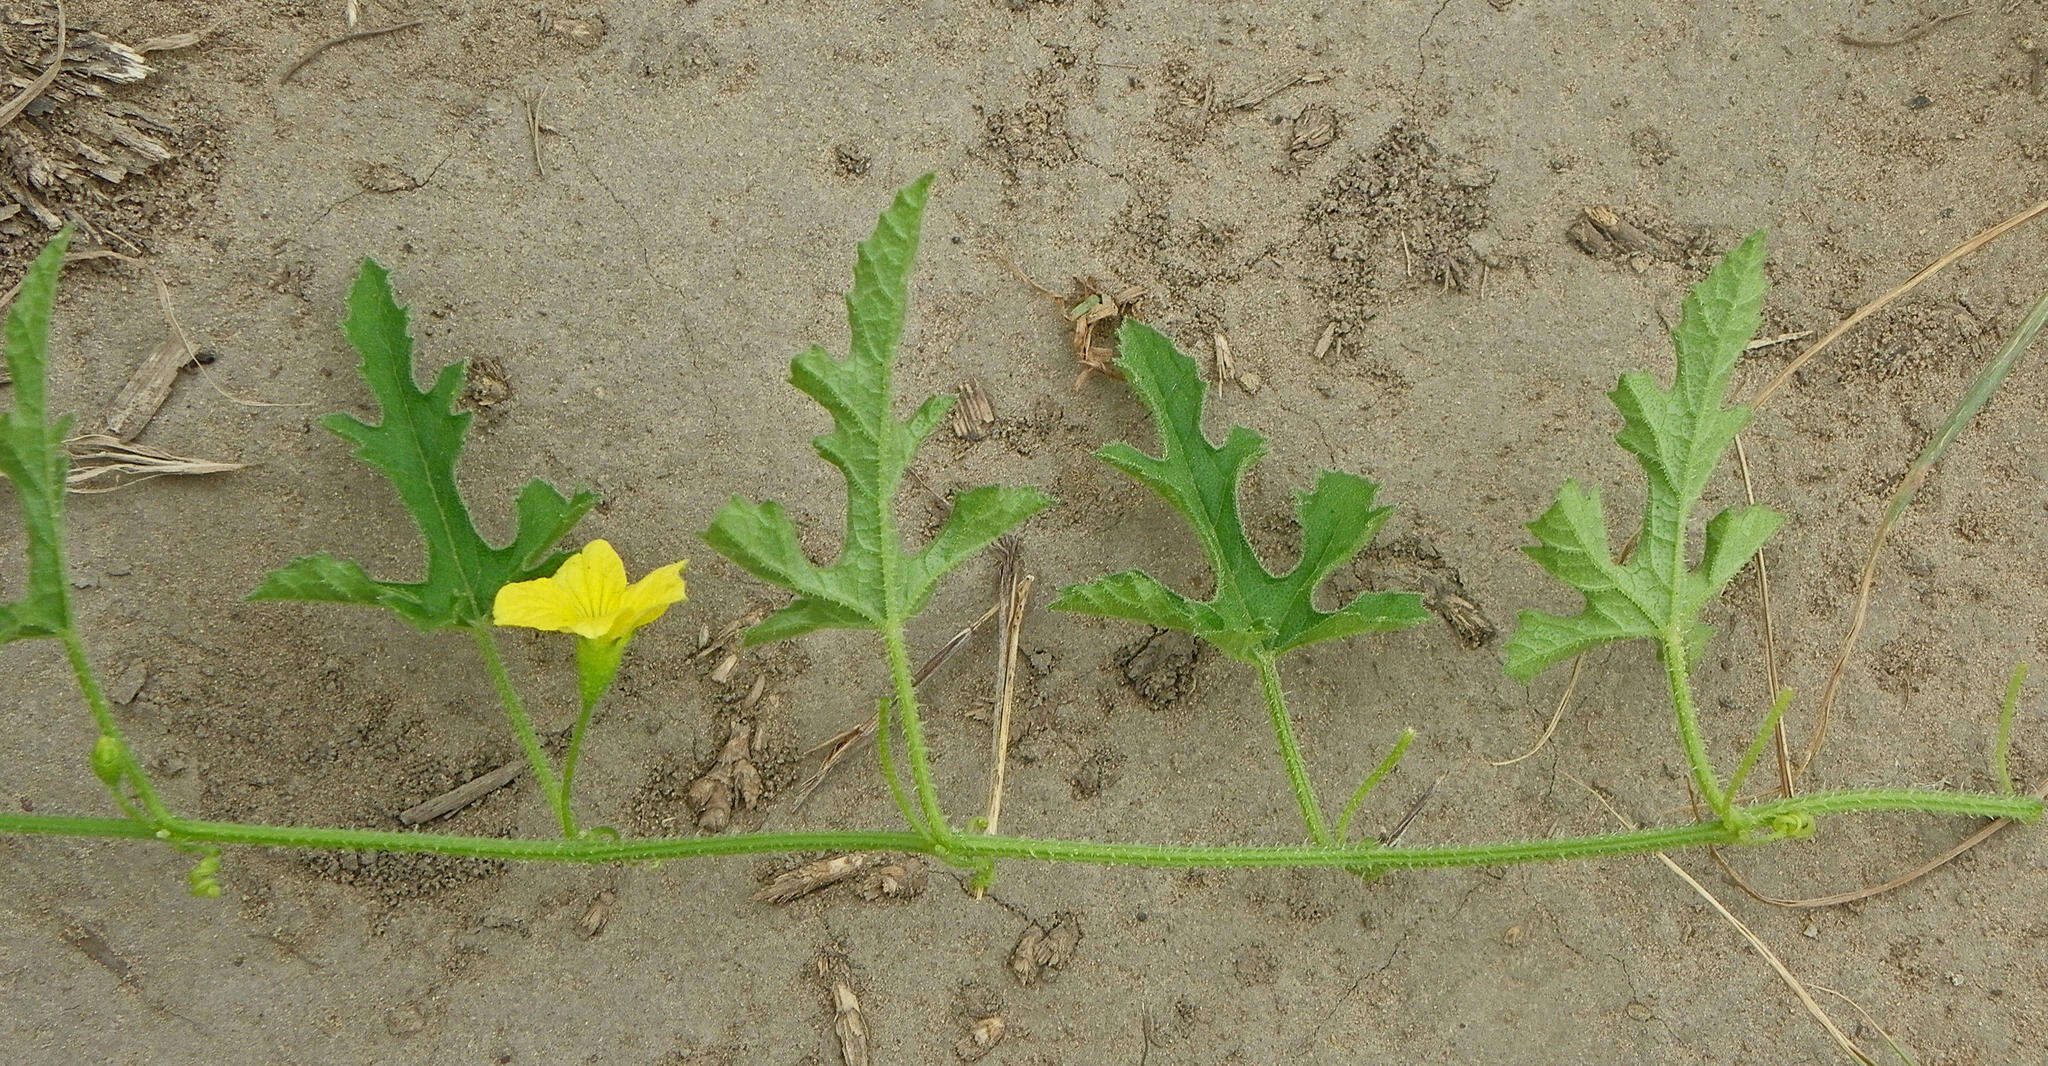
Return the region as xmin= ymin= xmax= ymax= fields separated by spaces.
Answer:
xmin=1053 ymin=321 xmax=1428 ymax=661
xmin=701 ymin=176 xmax=1052 ymax=645
xmin=0 ymin=230 xmax=76 ymax=645
xmin=252 ymin=260 xmax=598 ymax=629
xmin=1505 ymin=232 xmax=1785 ymax=681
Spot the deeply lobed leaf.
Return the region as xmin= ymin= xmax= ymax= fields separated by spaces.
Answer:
xmin=0 ymin=230 xmax=76 ymax=644
xmin=700 ymin=175 xmax=1051 ymax=644
xmin=252 ymin=261 xmax=598 ymax=630
xmin=1504 ymin=231 xmax=1784 ymax=681
xmin=1053 ymin=321 xmax=1428 ymax=661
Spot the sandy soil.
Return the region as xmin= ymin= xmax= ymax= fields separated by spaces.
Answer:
xmin=4 ymin=1 xmax=2048 ymax=1062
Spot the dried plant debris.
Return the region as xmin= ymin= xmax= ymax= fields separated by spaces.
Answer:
xmin=0 ymin=12 xmax=186 ymax=247
xmin=1564 ymin=205 xmax=1719 ymax=270
xmin=1306 ymin=121 xmax=1494 ymax=333
xmin=754 ymin=851 xmax=929 ymax=905
xmin=577 ymin=889 xmax=617 ymax=938
xmin=948 ymin=379 xmax=994 ymax=441
xmin=536 ymin=8 xmax=607 ymax=49
xmin=813 ymin=952 xmax=870 ymax=1066
xmin=1113 ymin=627 xmax=1204 ymax=708
xmin=1009 ymin=912 xmax=1081 ymax=986
xmin=686 ymin=718 xmax=765 ymax=832
xmin=1065 ymin=277 xmax=1144 ymax=388
xmin=65 ymin=434 xmax=244 ymax=492
xmin=1286 ymin=103 xmax=1339 ymax=162
xmin=1360 ymin=534 xmax=1496 ymax=648
xmin=954 ymin=1016 xmax=1007 ymax=1062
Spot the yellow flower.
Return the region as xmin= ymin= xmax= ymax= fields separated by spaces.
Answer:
xmin=493 ymin=539 xmax=687 ymax=643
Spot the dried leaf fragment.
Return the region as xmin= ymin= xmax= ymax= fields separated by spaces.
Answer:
xmin=1009 ymin=913 xmax=1081 ymax=986
xmin=65 ymin=434 xmax=244 ymax=492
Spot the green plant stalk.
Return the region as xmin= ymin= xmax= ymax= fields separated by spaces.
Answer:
xmin=1994 ymin=663 xmax=2026 ymax=795
xmin=874 ymin=697 xmax=924 ymax=835
xmin=1335 ymin=727 xmax=1416 ymax=844
xmin=1253 ymin=652 xmax=1334 ymax=844
xmin=471 ymin=626 xmax=571 ymax=836
xmin=1726 ymin=688 xmax=1794 ymax=799
xmin=4 ymin=788 xmax=2033 ymax=871
xmin=558 ymin=696 xmax=598 ymax=833
xmin=1661 ymin=630 xmax=1730 ymax=821
xmin=62 ymin=628 xmax=173 ymax=823
xmin=883 ymin=621 xmax=955 ymax=847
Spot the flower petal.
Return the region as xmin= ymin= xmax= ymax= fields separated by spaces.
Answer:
xmin=609 ymin=560 xmax=688 ymax=640
xmin=552 ymin=539 xmax=627 ymax=630
xmin=493 ymin=576 xmax=580 ymax=633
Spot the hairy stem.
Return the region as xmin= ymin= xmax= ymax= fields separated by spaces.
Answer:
xmin=471 ymin=626 xmax=571 ymax=836
xmin=1335 ymin=727 xmax=1416 ymax=844
xmin=1253 ymin=652 xmax=1333 ymax=845
xmin=63 ymin=628 xmax=173 ymax=823
xmin=557 ymin=697 xmax=597 ymax=832
xmin=884 ymin=625 xmax=954 ymax=846
xmin=874 ymin=697 xmax=924 ymax=835
xmin=4 ymin=788 xmax=2033 ymax=870
xmin=1661 ymin=631 xmax=1730 ymax=820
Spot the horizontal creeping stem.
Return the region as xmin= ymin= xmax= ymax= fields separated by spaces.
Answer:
xmin=1 ymin=788 xmax=2035 ymax=872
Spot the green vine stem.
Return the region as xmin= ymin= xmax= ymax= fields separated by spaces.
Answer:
xmin=3 ymin=787 xmax=2033 ymax=871
xmin=884 ymin=622 xmax=956 ymax=848
xmin=63 ymin=628 xmax=173 ymax=823
xmin=1661 ymin=630 xmax=1731 ymax=821
xmin=1253 ymin=652 xmax=1333 ymax=844
xmin=471 ymin=626 xmax=572 ymax=836
xmin=1335 ymin=727 xmax=1416 ymax=844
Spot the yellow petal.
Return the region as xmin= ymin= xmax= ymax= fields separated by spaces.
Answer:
xmin=550 ymin=539 xmax=628 ymax=638
xmin=493 ymin=576 xmax=580 ymax=633
xmin=608 ymin=560 xmax=688 ymax=640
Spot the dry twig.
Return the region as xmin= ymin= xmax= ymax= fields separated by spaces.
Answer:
xmin=280 ymin=19 xmax=425 ymax=83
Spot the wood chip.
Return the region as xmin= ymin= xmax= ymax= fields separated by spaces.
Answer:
xmin=100 ymin=276 xmax=196 ymax=441
xmin=948 ymin=379 xmax=995 ymax=441
xmin=1009 ymin=913 xmax=1081 ymax=986
xmin=397 ymin=758 xmax=525 ymax=825
xmin=709 ymin=652 xmax=738 ymax=684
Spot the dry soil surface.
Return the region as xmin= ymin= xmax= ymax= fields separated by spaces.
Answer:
xmin=4 ymin=1 xmax=2048 ymax=1063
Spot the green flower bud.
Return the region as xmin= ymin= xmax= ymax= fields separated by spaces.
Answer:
xmin=89 ymin=735 xmax=126 ymax=787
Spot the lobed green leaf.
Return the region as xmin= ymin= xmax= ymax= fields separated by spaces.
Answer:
xmin=1053 ymin=320 xmax=1428 ymax=661
xmin=1504 ymin=232 xmax=1785 ymax=681
xmin=252 ymin=260 xmax=598 ymax=630
xmin=700 ymin=175 xmax=1052 ymax=644
xmin=0 ymin=230 xmax=76 ymax=644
